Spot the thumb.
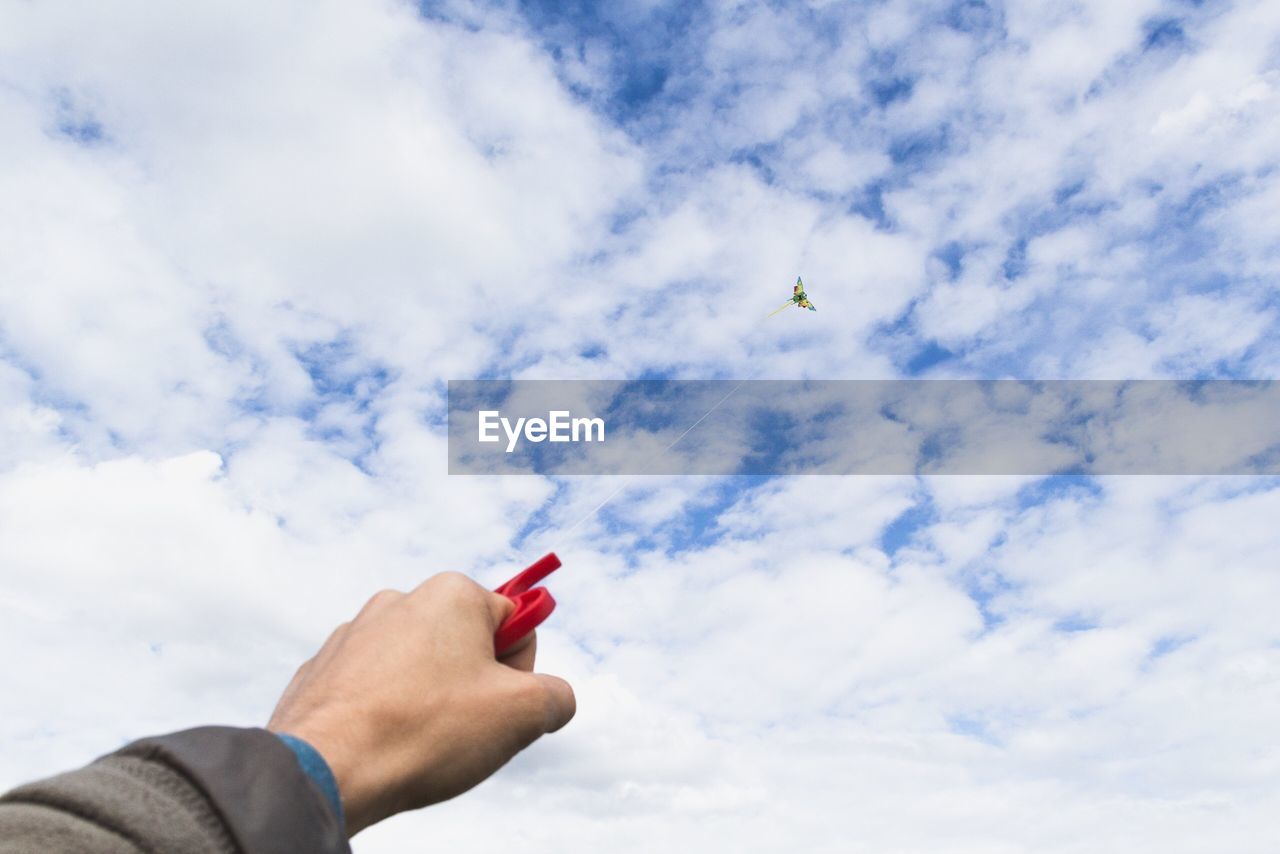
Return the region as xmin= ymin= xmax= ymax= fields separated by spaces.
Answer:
xmin=530 ymin=673 xmax=577 ymax=733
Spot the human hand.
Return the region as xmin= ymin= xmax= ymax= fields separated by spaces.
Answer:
xmin=268 ymin=572 xmax=575 ymax=835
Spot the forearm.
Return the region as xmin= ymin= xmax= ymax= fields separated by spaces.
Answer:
xmin=0 ymin=727 xmax=349 ymax=854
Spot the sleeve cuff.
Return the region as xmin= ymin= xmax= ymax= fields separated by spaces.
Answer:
xmin=118 ymin=726 xmax=350 ymax=854
xmin=274 ymin=733 xmax=345 ymax=831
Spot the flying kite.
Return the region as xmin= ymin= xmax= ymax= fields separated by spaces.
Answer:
xmin=766 ymin=276 xmax=817 ymax=318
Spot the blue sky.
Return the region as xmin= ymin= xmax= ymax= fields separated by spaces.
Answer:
xmin=3 ymin=0 xmax=1280 ymax=851
xmin=413 ymin=0 xmax=1280 ymax=385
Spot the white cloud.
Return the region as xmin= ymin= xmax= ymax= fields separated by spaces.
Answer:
xmin=2 ymin=0 xmax=1279 ymax=851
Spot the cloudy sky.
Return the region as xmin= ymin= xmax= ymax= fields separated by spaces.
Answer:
xmin=3 ymin=0 xmax=1280 ymax=851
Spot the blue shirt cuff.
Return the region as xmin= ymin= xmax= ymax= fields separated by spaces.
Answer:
xmin=275 ymin=732 xmax=345 ymax=830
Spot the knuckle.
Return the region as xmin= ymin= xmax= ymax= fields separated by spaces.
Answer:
xmin=316 ymin=622 xmax=351 ymax=655
xmin=430 ymin=571 xmax=483 ymax=600
xmin=357 ymin=588 xmax=403 ymax=617
xmin=433 ymin=570 xmax=471 ymax=587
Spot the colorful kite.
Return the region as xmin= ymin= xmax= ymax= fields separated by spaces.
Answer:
xmin=766 ymin=276 xmax=818 ymax=318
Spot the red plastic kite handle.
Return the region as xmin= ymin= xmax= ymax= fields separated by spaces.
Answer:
xmin=493 ymin=552 xmax=560 ymax=655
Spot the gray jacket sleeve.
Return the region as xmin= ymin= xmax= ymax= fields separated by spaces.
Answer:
xmin=0 ymin=727 xmax=350 ymax=854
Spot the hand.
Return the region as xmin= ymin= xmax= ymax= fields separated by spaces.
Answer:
xmin=268 ymin=572 xmax=576 ymax=835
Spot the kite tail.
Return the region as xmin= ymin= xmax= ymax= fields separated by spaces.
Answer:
xmin=765 ymin=300 xmax=793 ymax=319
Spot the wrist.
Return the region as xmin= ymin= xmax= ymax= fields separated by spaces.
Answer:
xmin=271 ymin=719 xmax=387 ymax=835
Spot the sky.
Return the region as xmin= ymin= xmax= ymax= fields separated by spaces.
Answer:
xmin=2 ymin=0 xmax=1280 ymax=851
